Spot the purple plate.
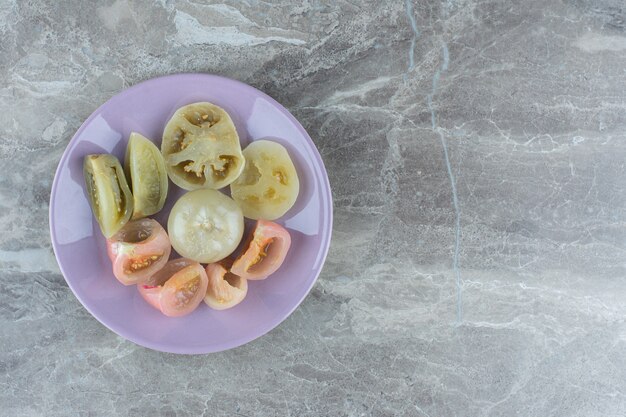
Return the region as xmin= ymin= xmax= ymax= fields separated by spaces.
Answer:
xmin=49 ymin=74 xmax=332 ymax=354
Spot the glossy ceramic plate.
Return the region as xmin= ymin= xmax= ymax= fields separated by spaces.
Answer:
xmin=49 ymin=74 xmax=332 ymax=354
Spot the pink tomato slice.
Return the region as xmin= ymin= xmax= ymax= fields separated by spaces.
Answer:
xmin=106 ymin=218 xmax=171 ymax=285
xmin=230 ymin=220 xmax=291 ymax=280
xmin=204 ymin=261 xmax=248 ymax=310
xmin=138 ymin=258 xmax=208 ymax=317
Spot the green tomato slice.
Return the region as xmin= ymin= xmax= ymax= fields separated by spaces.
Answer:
xmin=83 ymin=154 xmax=134 ymax=238
xmin=168 ymin=189 xmax=244 ymax=263
xmin=161 ymin=102 xmax=245 ymax=190
xmin=124 ymin=132 xmax=169 ymax=219
xmin=230 ymin=140 xmax=300 ymax=220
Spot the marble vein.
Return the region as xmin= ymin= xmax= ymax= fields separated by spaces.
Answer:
xmin=173 ymin=11 xmax=306 ymax=47
xmin=427 ymin=42 xmax=463 ymax=323
xmin=405 ymin=0 xmax=420 ymax=73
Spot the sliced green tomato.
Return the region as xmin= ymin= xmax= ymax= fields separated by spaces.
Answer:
xmin=83 ymin=154 xmax=134 ymax=238
xmin=161 ymin=102 xmax=245 ymax=190
xmin=124 ymin=132 xmax=169 ymax=219
xmin=230 ymin=140 xmax=300 ymax=220
xmin=167 ymin=189 xmax=244 ymax=263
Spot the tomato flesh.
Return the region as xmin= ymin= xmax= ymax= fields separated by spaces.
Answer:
xmin=231 ymin=220 xmax=291 ymax=280
xmin=138 ymin=258 xmax=208 ymax=317
xmin=204 ymin=261 xmax=248 ymax=310
xmin=106 ymin=218 xmax=171 ymax=285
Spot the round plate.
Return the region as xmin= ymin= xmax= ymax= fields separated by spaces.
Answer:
xmin=49 ymin=74 xmax=332 ymax=354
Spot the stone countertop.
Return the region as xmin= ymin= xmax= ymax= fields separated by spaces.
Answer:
xmin=2 ymin=0 xmax=626 ymax=416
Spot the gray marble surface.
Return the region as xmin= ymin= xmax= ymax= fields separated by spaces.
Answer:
xmin=2 ymin=0 xmax=626 ymax=415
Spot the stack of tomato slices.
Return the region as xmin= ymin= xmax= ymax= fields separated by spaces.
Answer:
xmin=83 ymin=102 xmax=298 ymax=318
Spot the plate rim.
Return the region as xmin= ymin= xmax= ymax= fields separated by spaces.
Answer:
xmin=49 ymin=73 xmax=333 ymax=354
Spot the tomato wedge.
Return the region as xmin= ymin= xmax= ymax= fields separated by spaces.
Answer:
xmin=204 ymin=261 xmax=248 ymax=310
xmin=124 ymin=132 xmax=168 ymax=219
xmin=106 ymin=218 xmax=171 ymax=285
xmin=138 ymin=258 xmax=208 ymax=317
xmin=84 ymin=154 xmax=133 ymax=237
xmin=231 ymin=220 xmax=291 ymax=280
